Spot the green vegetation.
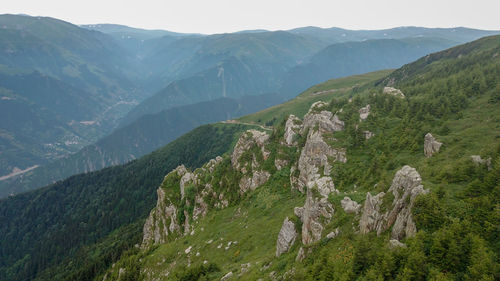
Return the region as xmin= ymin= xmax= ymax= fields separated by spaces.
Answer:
xmin=239 ymin=70 xmax=392 ymax=125
xmin=0 ymin=123 xmax=254 ymax=281
xmin=1 ymin=28 xmax=500 ymax=281
xmin=103 ymin=35 xmax=500 ymax=280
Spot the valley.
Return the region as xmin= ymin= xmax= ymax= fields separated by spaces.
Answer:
xmin=0 ymin=11 xmax=499 ymax=281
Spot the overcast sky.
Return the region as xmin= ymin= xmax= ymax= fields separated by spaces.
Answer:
xmin=1 ymin=0 xmax=499 ymax=34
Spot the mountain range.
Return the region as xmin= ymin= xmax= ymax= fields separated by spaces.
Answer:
xmin=0 ymin=34 xmax=498 ymax=280
xmin=2 ymin=14 xmax=499 ymax=198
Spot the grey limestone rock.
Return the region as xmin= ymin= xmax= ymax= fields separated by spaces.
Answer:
xmin=276 ymin=217 xmax=297 ymax=257
xmin=283 ymin=114 xmax=301 ymax=146
xmin=383 ymin=87 xmax=405 ymax=98
xmin=341 ymin=197 xmax=361 ymax=214
xmin=471 ymin=155 xmax=492 ymax=170
xmin=359 ymin=104 xmax=371 ymax=120
xmin=424 ymin=133 xmax=442 ymax=157
xmin=359 ymin=165 xmax=428 ymax=240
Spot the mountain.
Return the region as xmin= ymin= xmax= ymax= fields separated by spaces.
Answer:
xmin=0 ymin=15 xmax=145 ymax=179
xmin=0 ymin=93 xmax=284 ymax=197
xmin=0 ymin=123 xmax=254 ymax=281
xmin=119 ymin=31 xmax=325 ymax=125
xmin=1 ymin=35 xmax=499 ymax=280
xmin=279 ymin=37 xmax=459 ymax=96
xmin=0 ymin=66 xmax=387 ymax=280
xmin=126 ymin=27 xmax=500 ymax=126
xmin=289 ymin=26 xmax=500 ymax=45
xmin=103 ymin=35 xmax=500 ymax=280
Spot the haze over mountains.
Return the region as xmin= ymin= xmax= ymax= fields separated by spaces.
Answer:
xmin=0 ymin=13 xmax=499 ymax=198
xmin=0 ymin=32 xmax=498 ymax=280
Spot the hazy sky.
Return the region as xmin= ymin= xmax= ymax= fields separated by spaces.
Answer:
xmin=1 ymin=0 xmax=499 ymax=34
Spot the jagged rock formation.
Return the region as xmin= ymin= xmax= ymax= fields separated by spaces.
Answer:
xmin=142 ymin=187 xmax=180 ymax=246
xmin=383 ymin=86 xmax=405 ymax=98
xmin=341 ymin=197 xmax=361 ymax=214
xmin=359 ymin=165 xmax=429 ymax=240
xmin=424 ymin=133 xmax=442 ymax=157
xmin=275 ymin=217 xmax=297 ymax=257
xmin=142 ymin=155 xmax=229 ymax=247
xmin=301 ymin=101 xmax=344 ymax=134
xmin=278 ymin=102 xmax=347 ymax=247
xmin=359 ymin=104 xmax=371 ymax=120
xmin=283 ymin=115 xmax=301 ymax=146
xmin=471 ymin=155 xmax=492 ymax=170
xmin=142 ymin=129 xmax=275 ymax=247
xmin=231 ymin=130 xmax=271 ymax=193
xmin=294 ymin=188 xmax=335 ymax=245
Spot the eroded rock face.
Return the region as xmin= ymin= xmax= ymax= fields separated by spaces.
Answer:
xmin=297 ymin=129 xmax=346 ymax=192
xmin=276 ymin=217 xmax=297 ymax=257
xmin=239 ymin=170 xmax=271 ymax=194
xmin=359 ymin=191 xmax=385 ymax=234
xmin=424 ymin=133 xmax=442 ymax=157
xmin=142 ymin=187 xmax=180 ymax=247
xmin=359 ymin=105 xmax=371 ymax=120
xmin=383 ymin=87 xmax=405 ymax=98
xmin=231 ymin=130 xmax=270 ymax=171
xmin=359 ymin=165 xmax=429 ymax=240
xmin=180 ymin=172 xmax=196 ymax=200
xmin=302 ymin=110 xmax=344 ymax=134
xmin=283 ymin=115 xmax=301 ymax=146
xmin=341 ymin=197 xmax=361 ymax=214
xmin=231 ymin=130 xmax=271 ymax=193
xmin=206 ymin=156 xmax=223 ymax=173
xmin=295 ymin=189 xmax=334 ymax=245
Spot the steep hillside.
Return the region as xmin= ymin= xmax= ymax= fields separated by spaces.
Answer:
xmin=0 ymin=15 xmax=142 ymax=179
xmin=279 ymin=37 xmax=458 ymax=97
xmin=120 ymin=31 xmax=324 ymax=125
xmin=0 ymin=93 xmax=283 ymax=197
xmin=102 ymin=35 xmax=500 ymax=280
xmin=0 ymin=123 xmax=256 ymax=281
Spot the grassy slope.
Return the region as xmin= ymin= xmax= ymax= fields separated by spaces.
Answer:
xmin=106 ymin=36 xmax=500 ymax=280
xmin=238 ymin=70 xmax=392 ymax=125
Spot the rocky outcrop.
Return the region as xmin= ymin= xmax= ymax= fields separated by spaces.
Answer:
xmin=359 ymin=191 xmax=385 ymax=234
xmin=471 ymin=155 xmax=492 ymax=170
xmin=341 ymin=197 xmax=361 ymax=214
xmin=232 ymin=130 xmax=271 ymax=193
xmin=294 ymin=188 xmax=334 ymax=245
xmin=359 ymin=165 xmax=428 ymax=240
xmin=142 ymin=187 xmax=180 ymax=247
xmin=231 ymin=130 xmax=270 ymax=171
xmin=142 ymin=158 xmax=226 ymax=246
xmin=302 ymin=103 xmax=344 ymax=133
xmin=206 ymin=156 xmax=223 ymax=173
xmin=239 ymin=170 xmax=271 ymax=194
xmin=180 ymin=172 xmax=196 ymax=200
xmin=274 ymin=158 xmax=289 ymax=171
xmin=383 ymin=87 xmax=405 ymax=98
xmin=220 ymin=272 xmax=233 ymax=281
xmin=275 ymin=217 xmax=297 ymax=257
xmin=389 ymin=239 xmax=407 ymax=249
xmin=424 ymin=133 xmax=442 ymax=157
xmin=283 ymin=115 xmax=301 ymax=146
xmin=359 ymin=105 xmax=370 ymax=120
xmin=297 ymin=129 xmax=346 ymax=192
